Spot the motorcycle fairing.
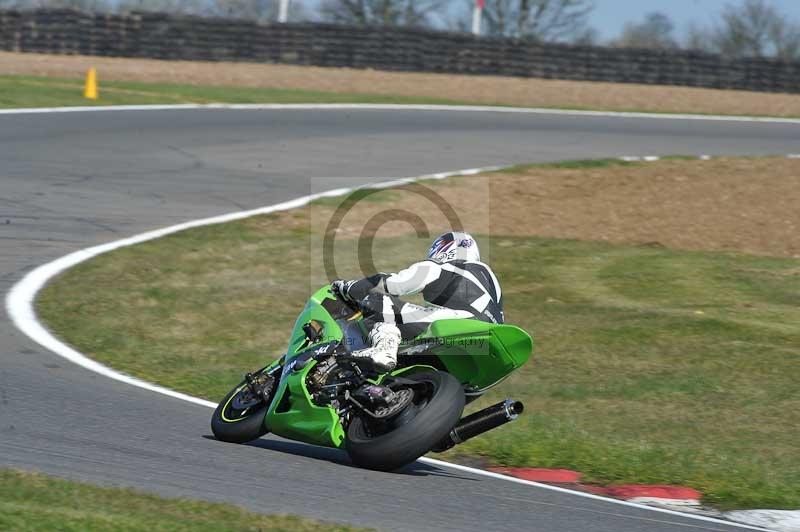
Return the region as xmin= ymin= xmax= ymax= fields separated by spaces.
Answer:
xmin=262 ymin=285 xmax=532 ymax=448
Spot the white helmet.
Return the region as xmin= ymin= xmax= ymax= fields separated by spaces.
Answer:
xmin=427 ymin=231 xmax=480 ymax=263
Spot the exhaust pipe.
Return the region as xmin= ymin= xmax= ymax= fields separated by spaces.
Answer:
xmin=432 ymin=399 xmax=524 ymax=452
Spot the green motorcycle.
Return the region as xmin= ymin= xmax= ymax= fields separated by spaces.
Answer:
xmin=211 ymin=285 xmax=533 ymax=471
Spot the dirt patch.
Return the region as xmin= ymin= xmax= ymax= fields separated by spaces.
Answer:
xmin=3 ymin=51 xmax=800 ymax=117
xmin=315 ymin=157 xmax=800 ymax=258
xmin=486 ymin=158 xmax=800 ymax=258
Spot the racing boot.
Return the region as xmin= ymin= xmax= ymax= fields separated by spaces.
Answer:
xmin=350 ymin=322 xmax=401 ymax=371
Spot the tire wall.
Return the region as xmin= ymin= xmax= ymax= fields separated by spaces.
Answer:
xmin=3 ymin=8 xmax=800 ymax=94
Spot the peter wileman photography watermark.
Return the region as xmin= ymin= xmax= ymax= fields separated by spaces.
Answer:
xmin=316 ymin=334 xmax=489 ymax=352
xmin=309 ymin=176 xmax=492 ymax=356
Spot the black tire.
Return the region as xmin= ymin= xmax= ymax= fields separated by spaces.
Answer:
xmin=345 ymin=371 xmax=465 ymax=472
xmin=211 ymin=381 xmax=270 ymax=444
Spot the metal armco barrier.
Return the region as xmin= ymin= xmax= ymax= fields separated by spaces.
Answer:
xmin=2 ymin=8 xmax=800 ymax=94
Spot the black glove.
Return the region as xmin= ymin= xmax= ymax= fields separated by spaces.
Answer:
xmin=331 ymin=279 xmax=355 ymax=302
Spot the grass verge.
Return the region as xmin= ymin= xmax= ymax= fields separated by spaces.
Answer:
xmin=0 ymin=469 xmax=367 ymax=531
xmin=0 ymin=74 xmax=473 ymax=109
xmin=3 ymin=73 xmax=800 ymax=118
xmin=4 ymin=51 xmax=800 ymax=117
xmin=36 ymin=157 xmax=800 ymax=510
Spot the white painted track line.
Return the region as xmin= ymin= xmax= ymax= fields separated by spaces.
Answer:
xmin=1 ymin=102 xmax=800 ymax=124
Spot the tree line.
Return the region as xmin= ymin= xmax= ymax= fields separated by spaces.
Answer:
xmin=1 ymin=0 xmax=798 ymax=60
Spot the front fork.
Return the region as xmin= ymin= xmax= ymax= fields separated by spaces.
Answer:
xmin=244 ymin=360 xmax=283 ymax=405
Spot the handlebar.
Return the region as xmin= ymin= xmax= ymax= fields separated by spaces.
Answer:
xmin=330 ymin=282 xmax=361 ymax=313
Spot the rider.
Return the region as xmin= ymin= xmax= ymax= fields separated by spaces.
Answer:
xmin=332 ymin=231 xmax=504 ymax=371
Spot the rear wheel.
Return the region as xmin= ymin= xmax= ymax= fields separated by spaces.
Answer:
xmin=345 ymin=371 xmax=464 ymax=471
xmin=211 ymin=371 xmax=275 ymax=444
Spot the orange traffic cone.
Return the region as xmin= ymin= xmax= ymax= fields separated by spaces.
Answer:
xmin=84 ymin=68 xmax=98 ymax=100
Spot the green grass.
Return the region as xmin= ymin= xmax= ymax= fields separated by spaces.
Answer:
xmin=509 ymin=156 xmax=706 ymax=171
xmin=0 ymin=469 xmax=368 ymax=531
xmin=4 ymin=75 xmax=797 ymax=118
xmin=506 ymin=158 xmax=638 ymax=171
xmin=36 ymin=172 xmax=800 ymax=511
xmin=0 ymin=75 xmax=471 ymax=109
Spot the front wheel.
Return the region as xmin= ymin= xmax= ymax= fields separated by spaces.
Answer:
xmin=345 ymin=371 xmax=465 ymax=472
xmin=211 ymin=372 xmax=274 ymax=444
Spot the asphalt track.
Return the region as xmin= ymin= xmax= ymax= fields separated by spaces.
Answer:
xmin=2 ymin=107 xmax=799 ymax=532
